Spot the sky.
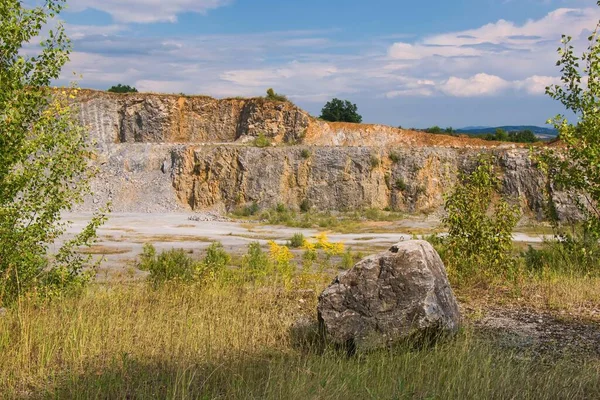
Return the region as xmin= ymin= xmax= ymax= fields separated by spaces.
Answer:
xmin=50 ymin=0 xmax=600 ymax=128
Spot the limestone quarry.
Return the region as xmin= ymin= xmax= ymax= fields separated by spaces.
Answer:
xmin=77 ymin=90 xmax=573 ymax=220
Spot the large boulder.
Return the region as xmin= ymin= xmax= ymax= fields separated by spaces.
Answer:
xmin=318 ymin=240 xmax=460 ymax=352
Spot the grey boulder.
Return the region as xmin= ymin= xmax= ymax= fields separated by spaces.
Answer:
xmin=318 ymin=240 xmax=460 ymax=352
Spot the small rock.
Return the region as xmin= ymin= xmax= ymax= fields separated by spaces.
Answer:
xmin=0 ymin=308 xmax=6 ymax=317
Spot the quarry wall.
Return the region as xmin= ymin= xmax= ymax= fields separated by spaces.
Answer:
xmin=76 ymin=90 xmax=575 ymax=220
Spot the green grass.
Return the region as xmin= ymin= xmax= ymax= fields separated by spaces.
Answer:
xmin=253 ymin=133 xmax=271 ymax=148
xmin=1 ymin=283 xmax=599 ymax=399
xmin=4 ymin=219 xmax=600 ymax=398
xmin=234 ymin=206 xmax=410 ymax=233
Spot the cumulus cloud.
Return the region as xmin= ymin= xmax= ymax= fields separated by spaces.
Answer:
xmin=58 ymin=5 xmax=597 ymax=102
xmin=440 ymin=74 xmax=512 ymax=97
xmin=515 ymin=75 xmax=560 ymax=95
xmin=68 ymin=0 xmax=231 ymax=23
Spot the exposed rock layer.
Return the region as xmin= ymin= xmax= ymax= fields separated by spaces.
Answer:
xmin=75 ymin=91 xmax=575 ymax=219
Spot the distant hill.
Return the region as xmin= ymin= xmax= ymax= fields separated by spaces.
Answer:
xmin=456 ymin=125 xmax=558 ymax=139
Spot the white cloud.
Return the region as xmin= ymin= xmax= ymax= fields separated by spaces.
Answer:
xmin=388 ymin=42 xmax=480 ymax=60
xmin=515 ymin=75 xmax=560 ymax=94
xmin=58 ymin=6 xmax=599 ymax=102
xmin=68 ymin=0 xmax=231 ymax=23
xmin=440 ymin=73 xmax=512 ymax=97
xmin=425 ymin=8 xmax=599 ymax=49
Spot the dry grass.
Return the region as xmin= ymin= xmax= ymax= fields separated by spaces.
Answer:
xmin=79 ymin=244 xmax=132 ymax=255
xmin=130 ymin=234 xmax=213 ymax=243
xmin=1 ymin=280 xmax=600 ymax=399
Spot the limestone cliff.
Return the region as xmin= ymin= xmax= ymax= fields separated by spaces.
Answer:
xmin=77 ymin=90 xmax=310 ymax=145
xmin=75 ymin=90 xmax=575 ymax=220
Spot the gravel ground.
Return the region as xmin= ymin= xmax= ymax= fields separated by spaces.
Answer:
xmin=468 ymin=306 xmax=600 ymax=358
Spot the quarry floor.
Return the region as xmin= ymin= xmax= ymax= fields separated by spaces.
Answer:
xmin=62 ymin=212 xmax=549 ymax=278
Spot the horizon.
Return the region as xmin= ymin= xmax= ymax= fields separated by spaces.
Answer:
xmin=55 ymin=0 xmax=595 ymax=128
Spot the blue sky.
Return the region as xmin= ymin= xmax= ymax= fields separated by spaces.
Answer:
xmin=56 ymin=0 xmax=600 ymax=128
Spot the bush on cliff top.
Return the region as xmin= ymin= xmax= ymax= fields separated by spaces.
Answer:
xmin=108 ymin=84 xmax=138 ymax=93
xmin=320 ymin=98 xmax=363 ymax=123
xmin=265 ymin=88 xmax=287 ymax=102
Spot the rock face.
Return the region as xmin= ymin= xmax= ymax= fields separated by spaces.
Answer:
xmin=72 ymin=90 xmax=580 ymax=219
xmin=77 ymin=90 xmax=311 ymax=145
xmin=317 ymin=240 xmax=461 ymax=352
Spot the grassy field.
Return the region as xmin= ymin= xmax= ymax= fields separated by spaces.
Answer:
xmin=2 ymin=225 xmax=600 ymax=399
xmin=1 ymin=275 xmax=600 ymax=399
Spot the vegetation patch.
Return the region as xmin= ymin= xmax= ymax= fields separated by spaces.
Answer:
xmin=79 ymin=245 xmax=132 ymax=255
xmin=253 ymin=133 xmax=271 ymax=148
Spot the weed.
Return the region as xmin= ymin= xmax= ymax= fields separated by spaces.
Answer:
xmin=389 ymin=151 xmax=400 ymax=163
xmin=200 ymin=242 xmax=231 ymax=282
xmin=288 ymin=233 xmax=305 ymax=248
xmin=300 ymin=199 xmax=311 ymax=213
xmin=241 ymin=242 xmax=271 ymax=283
xmin=136 ymin=244 xmax=200 ymax=287
xmin=395 ymin=178 xmax=407 ymax=191
xmin=253 ymin=133 xmax=271 ymax=148
xmin=233 ymin=202 xmax=260 ymax=217
xmin=370 ymin=153 xmax=380 ymax=168
xmin=340 ymin=249 xmax=356 ymax=269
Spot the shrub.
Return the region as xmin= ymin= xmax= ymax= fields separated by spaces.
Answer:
xmin=300 ymin=149 xmax=311 ymax=159
xmin=314 ymin=232 xmax=344 ymax=256
xmin=425 ymin=126 xmax=443 ymax=134
xmin=107 ymin=84 xmax=138 ymax=93
xmin=370 ymin=154 xmax=380 ymax=168
xmin=200 ymin=242 xmax=231 ymax=281
xmin=268 ymin=241 xmax=295 ymax=287
xmin=233 ymin=202 xmax=260 ymax=217
xmin=364 ymin=208 xmax=382 ymax=220
xmin=340 ymin=249 xmax=356 ymax=270
xmin=288 ymin=233 xmax=305 ymax=248
xmin=395 ymin=178 xmax=407 ymax=191
xmin=300 ymin=199 xmax=311 ymax=213
xmin=137 ymin=244 xmax=200 ymax=287
xmin=253 ymin=133 xmax=271 ymax=148
xmin=389 ymin=152 xmax=400 ymax=163
xmin=443 ymin=158 xmax=520 ymax=280
xmin=265 ymin=88 xmax=287 ymax=102
xmin=262 ymin=205 xmax=295 ymax=225
xmin=241 ymin=242 xmax=271 ymax=282
xmin=523 ymin=232 xmax=600 ymax=276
